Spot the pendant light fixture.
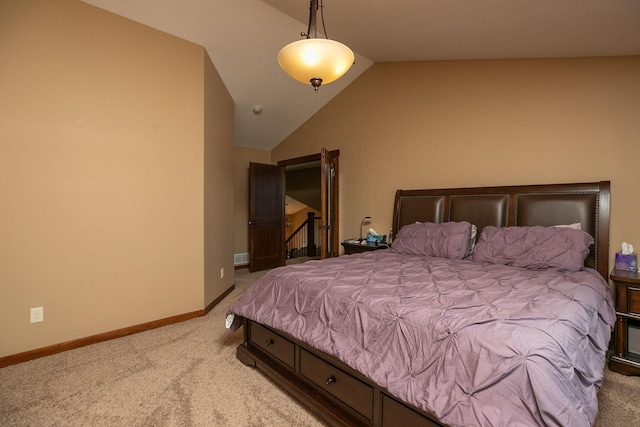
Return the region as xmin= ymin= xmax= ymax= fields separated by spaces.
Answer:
xmin=277 ymin=0 xmax=354 ymax=92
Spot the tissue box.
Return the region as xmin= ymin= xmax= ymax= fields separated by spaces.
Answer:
xmin=615 ymin=253 xmax=637 ymax=272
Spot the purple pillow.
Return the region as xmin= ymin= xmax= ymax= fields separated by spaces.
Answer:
xmin=391 ymin=221 xmax=473 ymax=260
xmin=472 ymin=226 xmax=594 ymax=272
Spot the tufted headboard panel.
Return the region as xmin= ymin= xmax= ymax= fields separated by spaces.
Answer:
xmin=392 ymin=182 xmax=611 ymax=279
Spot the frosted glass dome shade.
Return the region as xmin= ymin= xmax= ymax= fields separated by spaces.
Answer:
xmin=277 ymin=38 xmax=355 ymax=87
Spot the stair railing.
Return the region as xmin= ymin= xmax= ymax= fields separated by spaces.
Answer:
xmin=285 ymin=212 xmax=320 ymax=259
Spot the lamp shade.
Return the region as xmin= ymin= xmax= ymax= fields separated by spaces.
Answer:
xmin=277 ymin=38 xmax=354 ymax=86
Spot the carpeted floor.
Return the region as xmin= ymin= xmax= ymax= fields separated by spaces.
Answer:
xmin=1 ymin=268 xmax=639 ymax=426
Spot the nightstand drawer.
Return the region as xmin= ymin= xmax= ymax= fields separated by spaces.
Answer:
xmin=610 ymin=269 xmax=640 ymax=375
xmin=629 ymin=287 xmax=640 ymax=315
xmin=300 ymin=348 xmax=373 ymax=420
xmin=250 ymin=323 xmax=294 ymax=368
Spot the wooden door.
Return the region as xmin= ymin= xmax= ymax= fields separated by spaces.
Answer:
xmin=320 ymin=148 xmax=339 ymax=259
xmin=248 ymin=162 xmax=285 ymax=272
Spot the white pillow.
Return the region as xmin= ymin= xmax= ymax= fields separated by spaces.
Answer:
xmin=552 ymin=222 xmax=582 ymax=230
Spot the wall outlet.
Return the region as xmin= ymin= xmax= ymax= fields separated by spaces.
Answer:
xmin=220 ymin=267 xmax=225 ymax=279
xmin=30 ymin=306 xmax=44 ymax=323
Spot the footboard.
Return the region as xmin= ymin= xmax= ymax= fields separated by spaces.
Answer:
xmin=236 ymin=318 xmax=443 ymax=427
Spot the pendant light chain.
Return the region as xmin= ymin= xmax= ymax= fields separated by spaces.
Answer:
xmin=319 ymin=0 xmax=329 ymax=40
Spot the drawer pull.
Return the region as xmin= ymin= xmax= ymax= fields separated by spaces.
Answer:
xmin=265 ymin=338 xmax=274 ymax=346
xmin=326 ymin=375 xmax=336 ymax=385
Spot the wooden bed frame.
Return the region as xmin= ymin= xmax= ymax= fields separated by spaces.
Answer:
xmin=236 ymin=181 xmax=611 ymax=427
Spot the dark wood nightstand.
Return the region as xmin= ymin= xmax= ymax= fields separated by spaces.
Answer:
xmin=609 ymin=268 xmax=640 ymax=376
xmin=341 ymin=241 xmax=390 ymax=255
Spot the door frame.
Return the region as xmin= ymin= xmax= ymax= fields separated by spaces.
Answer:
xmin=278 ymin=150 xmax=340 ymax=259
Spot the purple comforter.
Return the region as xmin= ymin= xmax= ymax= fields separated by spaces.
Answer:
xmin=228 ymin=251 xmax=615 ymax=427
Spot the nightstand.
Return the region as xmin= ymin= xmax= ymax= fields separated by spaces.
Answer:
xmin=609 ymin=268 xmax=640 ymax=376
xmin=341 ymin=241 xmax=389 ymax=255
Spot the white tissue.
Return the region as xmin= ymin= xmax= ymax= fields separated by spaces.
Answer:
xmin=225 ymin=314 xmax=234 ymax=329
xmin=622 ymin=242 xmax=635 ymax=255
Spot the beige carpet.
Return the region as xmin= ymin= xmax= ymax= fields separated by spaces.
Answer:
xmin=1 ymin=268 xmax=639 ymax=426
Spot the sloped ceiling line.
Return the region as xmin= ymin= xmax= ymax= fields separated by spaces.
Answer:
xmin=82 ymin=0 xmax=640 ymax=150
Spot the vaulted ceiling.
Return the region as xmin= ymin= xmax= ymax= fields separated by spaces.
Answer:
xmin=83 ymin=0 xmax=640 ymax=150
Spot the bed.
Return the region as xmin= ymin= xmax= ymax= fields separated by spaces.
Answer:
xmin=228 ymin=181 xmax=615 ymax=427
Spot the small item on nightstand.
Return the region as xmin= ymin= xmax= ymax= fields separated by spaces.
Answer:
xmin=388 ymin=229 xmax=393 ymax=244
xmin=616 ymin=242 xmax=637 ymax=272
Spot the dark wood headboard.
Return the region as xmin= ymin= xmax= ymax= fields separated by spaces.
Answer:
xmin=392 ymin=181 xmax=611 ymax=280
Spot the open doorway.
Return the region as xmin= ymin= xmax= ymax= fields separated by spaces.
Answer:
xmin=278 ymin=149 xmax=339 ymax=265
xmin=282 ymin=160 xmax=321 ymax=265
xmin=247 ymin=149 xmax=339 ymax=272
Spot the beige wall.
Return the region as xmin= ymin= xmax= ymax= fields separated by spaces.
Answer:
xmin=203 ymin=51 xmax=235 ymax=306
xmin=271 ymin=57 xmax=640 ymax=270
xmin=233 ymin=147 xmax=271 ymax=255
xmin=0 ymin=1 xmax=234 ymax=357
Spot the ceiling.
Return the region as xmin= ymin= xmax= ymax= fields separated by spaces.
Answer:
xmin=82 ymin=0 xmax=640 ymax=151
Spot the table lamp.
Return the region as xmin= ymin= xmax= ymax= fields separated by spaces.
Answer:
xmin=360 ymin=216 xmax=372 ymax=241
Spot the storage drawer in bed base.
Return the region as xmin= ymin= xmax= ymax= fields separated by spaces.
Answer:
xmin=237 ymin=319 xmax=443 ymax=427
xmin=249 ymin=322 xmax=295 ymax=368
